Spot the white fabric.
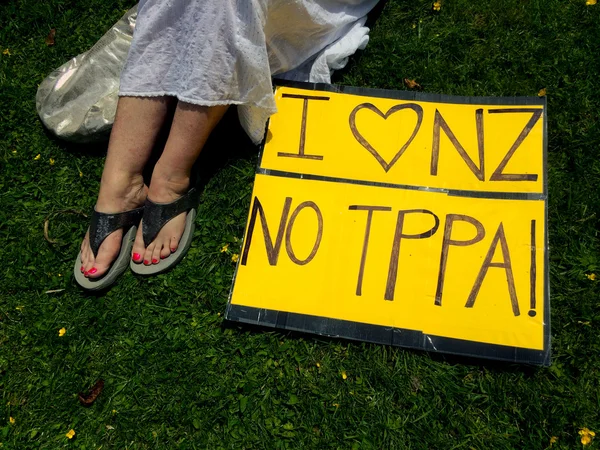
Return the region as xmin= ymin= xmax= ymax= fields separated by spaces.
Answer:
xmin=119 ymin=0 xmax=379 ymax=144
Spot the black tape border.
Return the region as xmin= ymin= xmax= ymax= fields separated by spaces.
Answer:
xmin=258 ymin=168 xmax=547 ymax=201
xmin=229 ymin=80 xmax=550 ymax=366
xmin=273 ymin=78 xmax=547 ymax=107
xmin=225 ymin=304 xmax=549 ymax=366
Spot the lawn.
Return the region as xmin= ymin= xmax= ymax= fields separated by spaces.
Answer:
xmin=1 ymin=0 xmax=599 ymax=448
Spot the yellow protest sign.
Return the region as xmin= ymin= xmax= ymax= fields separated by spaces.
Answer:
xmin=227 ymin=81 xmax=549 ymax=365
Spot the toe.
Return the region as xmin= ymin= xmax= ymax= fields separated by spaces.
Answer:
xmin=83 ymin=246 xmax=95 ymax=275
xmin=132 ymin=224 xmax=146 ymax=263
xmin=143 ymin=242 xmax=155 ymax=265
xmin=81 ymin=250 xmax=90 ymax=274
xmin=169 ymin=236 xmax=179 ymax=253
xmin=81 ymin=231 xmax=97 ymax=275
xmin=132 ymin=251 xmax=143 ymax=264
xmin=151 ymin=243 xmax=162 ymax=265
xmin=80 ymin=240 xmax=88 ymax=267
xmin=88 ymin=230 xmax=123 ymax=278
xmin=81 ymin=231 xmax=89 ymax=254
xmin=79 ymin=249 xmax=86 ymax=273
xmin=80 ymin=232 xmax=89 ymax=264
xmin=160 ymin=238 xmax=171 ymax=259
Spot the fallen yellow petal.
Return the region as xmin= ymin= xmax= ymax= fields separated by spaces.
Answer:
xmin=586 ymin=0 xmax=596 ymax=5
xmin=9 ymin=417 xmax=15 ymax=424
xmin=2 ymin=49 xmax=10 ymax=56
xmin=220 ymin=244 xmax=229 ymax=253
xmin=538 ymin=88 xmax=547 ymax=97
xmin=65 ymin=429 xmax=75 ymax=439
xmin=34 ymin=154 xmax=41 ymax=160
xmin=341 ymin=371 xmax=347 ymax=380
xmin=79 ymin=171 xmax=83 ymax=178
xmin=433 ymin=1 xmax=442 ymax=11
xmin=59 ymin=327 xmax=66 ymax=337
xmin=49 ymin=158 xmax=55 ymax=166
xmin=316 ymin=362 xmax=321 ymax=368
xmin=549 ymin=436 xmax=558 ymax=445
xmin=579 ymin=428 xmax=596 ymax=446
xmin=586 ymin=273 xmax=596 ymax=280
xmin=231 ymin=253 xmax=239 ymax=263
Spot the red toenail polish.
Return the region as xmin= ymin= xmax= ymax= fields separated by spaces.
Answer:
xmin=89 ymin=268 xmax=97 ymax=275
xmin=144 ymin=260 xmax=150 ymax=265
xmin=171 ymin=248 xmax=176 ymax=252
xmin=80 ymin=265 xmax=84 ymax=272
xmin=152 ymin=258 xmax=159 ymax=264
xmin=133 ymin=253 xmax=141 ymax=261
xmin=84 ymin=271 xmax=89 ymax=276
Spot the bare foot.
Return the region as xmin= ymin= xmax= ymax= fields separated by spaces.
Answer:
xmin=131 ymin=167 xmax=190 ymax=266
xmin=80 ymin=172 xmax=147 ymax=278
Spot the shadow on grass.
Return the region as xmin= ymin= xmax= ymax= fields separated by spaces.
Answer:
xmin=194 ymin=107 xmax=258 ymax=190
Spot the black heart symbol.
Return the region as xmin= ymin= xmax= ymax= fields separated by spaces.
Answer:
xmin=349 ymin=103 xmax=424 ymax=172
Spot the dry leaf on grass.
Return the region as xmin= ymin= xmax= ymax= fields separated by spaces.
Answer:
xmin=43 ymin=220 xmax=57 ymax=244
xmin=43 ymin=209 xmax=88 ymax=245
xmin=45 ymin=28 xmax=56 ymax=46
xmin=78 ymin=379 xmax=105 ymax=407
xmin=404 ymin=78 xmax=422 ymax=90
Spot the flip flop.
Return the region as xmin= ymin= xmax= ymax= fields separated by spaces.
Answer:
xmin=74 ymin=206 xmax=144 ymax=291
xmin=130 ymin=187 xmax=200 ymax=276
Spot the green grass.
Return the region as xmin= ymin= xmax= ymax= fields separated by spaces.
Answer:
xmin=1 ymin=0 xmax=599 ymax=447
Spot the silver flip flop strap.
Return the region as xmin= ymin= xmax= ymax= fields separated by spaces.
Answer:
xmin=88 ymin=206 xmax=144 ymax=257
xmin=142 ymin=188 xmax=200 ymax=247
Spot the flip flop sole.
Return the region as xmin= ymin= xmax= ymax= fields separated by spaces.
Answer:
xmin=130 ymin=209 xmax=197 ymax=276
xmin=73 ymin=226 xmax=137 ymax=291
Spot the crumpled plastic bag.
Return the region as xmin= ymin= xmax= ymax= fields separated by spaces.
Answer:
xmin=36 ymin=6 xmax=137 ymax=143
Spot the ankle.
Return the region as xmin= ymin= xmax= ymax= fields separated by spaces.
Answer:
xmin=96 ymin=171 xmax=147 ymax=212
xmin=149 ymin=165 xmax=190 ymax=200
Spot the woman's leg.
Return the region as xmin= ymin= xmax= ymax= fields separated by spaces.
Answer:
xmin=131 ymin=102 xmax=229 ymax=265
xmin=80 ymin=96 xmax=174 ymax=277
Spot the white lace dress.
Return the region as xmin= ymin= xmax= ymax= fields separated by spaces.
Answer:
xmin=118 ymin=0 xmax=380 ymax=143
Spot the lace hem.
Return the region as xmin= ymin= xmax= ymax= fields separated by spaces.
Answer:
xmin=118 ymin=91 xmax=252 ymax=108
